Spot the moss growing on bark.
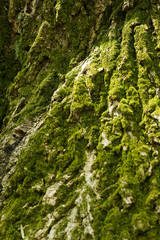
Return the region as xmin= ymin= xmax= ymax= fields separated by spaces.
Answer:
xmin=1 ymin=0 xmax=160 ymax=239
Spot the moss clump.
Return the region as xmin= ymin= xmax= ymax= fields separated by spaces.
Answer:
xmin=131 ymin=212 xmax=150 ymax=235
xmin=70 ymin=76 xmax=94 ymax=116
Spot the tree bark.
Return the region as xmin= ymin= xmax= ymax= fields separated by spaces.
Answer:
xmin=1 ymin=0 xmax=160 ymax=239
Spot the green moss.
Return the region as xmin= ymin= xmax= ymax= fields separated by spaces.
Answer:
xmin=70 ymin=75 xmax=94 ymax=118
xmin=118 ymin=99 xmax=133 ymax=117
xmin=0 ymin=1 xmax=20 ymax=127
xmin=108 ymin=73 xmax=125 ymax=101
xmin=2 ymin=1 xmax=160 ymax=239
xmin=120 ymin=230 xmax=131 ymax=240
xmin=146 ymin=189 xmax=160 ymax=208
xmin=131 ymin=212 xmax=150 ymax=235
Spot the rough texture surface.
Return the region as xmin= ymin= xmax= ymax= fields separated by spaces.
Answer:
xmin=1 ymin=0 xmax=160 ymax=239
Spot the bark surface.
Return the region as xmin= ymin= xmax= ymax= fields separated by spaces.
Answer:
xmin=1 ymin=0 xmax=160 ymax=239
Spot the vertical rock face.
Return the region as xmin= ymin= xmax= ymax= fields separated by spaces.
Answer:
xmin=1 ymin=0 xmax=160 ymax=239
